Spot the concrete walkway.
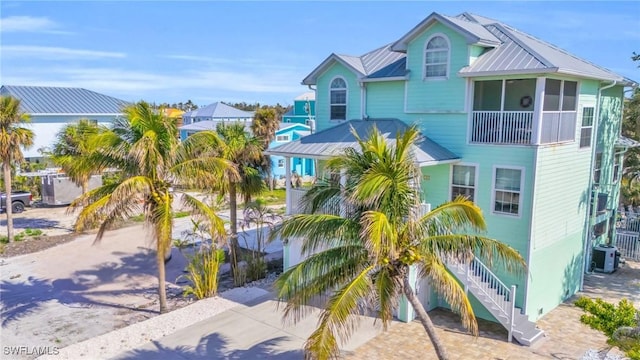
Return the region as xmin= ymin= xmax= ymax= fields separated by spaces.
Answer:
xmin=112 ymin=295 xmax=384 ymax=359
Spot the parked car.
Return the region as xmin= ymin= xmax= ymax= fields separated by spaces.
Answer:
xmin=0 ymin=191 xmax=32 ymax=213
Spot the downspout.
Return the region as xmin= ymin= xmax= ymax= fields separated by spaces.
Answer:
xmin=359 ymin=80 xmax=367 ymax=120
xmin=580 ymin=80 xmax=617 ymax=291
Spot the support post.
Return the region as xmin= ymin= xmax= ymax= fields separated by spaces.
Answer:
xmin=285 ymin=157 xmax=292 ymax=215
xmin=398 ymin=265 xmax=418 ymax=322
xmin=508 ymin=284 xmax=517 ymax=343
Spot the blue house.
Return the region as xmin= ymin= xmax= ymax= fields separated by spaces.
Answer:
xmin=282 ymin=92 xmax=316 ymax=126
xmin=270 ymin=123 xmax=314 ymax=179
xmin=0 ymin=85 xmax=128 ymax=159
xmin=179 ymin=102 xmax=253 ymax=140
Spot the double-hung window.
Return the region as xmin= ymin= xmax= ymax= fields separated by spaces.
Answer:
xmin=451 ymin=165 xmax=476 ymax=201
xmin=330 ymin=77 xmax=347 ymax=120
xmin=493 ymin=167 xmax=523 ymax=216
xmin=580 ymin=107 xmax=594 ymax=148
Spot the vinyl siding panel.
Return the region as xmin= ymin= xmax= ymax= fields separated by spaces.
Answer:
xmin=316 ymin=63 xmax=361 ymax=131
xmin=405 ymin=23 xmax=468 ymax=113
xmin=365 ymin=81 xmax=405 ymax=118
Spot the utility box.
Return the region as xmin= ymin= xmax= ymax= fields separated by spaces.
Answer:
xmin=41 ymin=174 xmax=102 ymax=205
xmin=592 ymin=245 xmax=620 ymax=273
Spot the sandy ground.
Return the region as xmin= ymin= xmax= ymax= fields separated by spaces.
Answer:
xmin=0 ymin=204 xmax=284 ymax=360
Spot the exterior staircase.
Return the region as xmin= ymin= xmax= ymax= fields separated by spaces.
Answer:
xmin=448 ymin=258 xmax=545 ymax=346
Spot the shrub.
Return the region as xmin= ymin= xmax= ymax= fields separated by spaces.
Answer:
xmin=180 ymin=246 xmax=225 ymax=300
xmin=24 ymin=228 xmax=43 ymax=237
xmin=575 ymin=296 xmax=640 ymax=359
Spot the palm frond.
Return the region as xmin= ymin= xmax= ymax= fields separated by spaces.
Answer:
xmin=360 ymin=210 xmax=397 ymax=260
xmin=180 ymin=193 xmax=227 ymax=244
xmin=272 ymin=213 xmax=359 ymax=254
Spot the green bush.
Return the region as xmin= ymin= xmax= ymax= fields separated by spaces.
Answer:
xmin=24 ymin=228 xmax=43 ymax=236
xmin=180 ymin=246 xmax=225 ymax=300
xmin=575 ymin=296 xmax=640 ymax=359
xmin=0 ymin=236 xmax=8 ymax=244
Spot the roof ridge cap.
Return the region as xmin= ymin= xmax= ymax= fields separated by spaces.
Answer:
xmin=490 ymin=23 xmax=553 ymax=68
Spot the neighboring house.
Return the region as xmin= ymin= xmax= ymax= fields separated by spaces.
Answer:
xmin=269 ymin=123 xmax=315 ymax=179
xmin=282 ymin=92 xmax=316 ymax=126
xmin=0 ymin=85 xmax=128 ymax=159
xmin=179 ymin=102 xmax=254 ymax=140
xmin=267 ymin=11 xmax=638 ymax=345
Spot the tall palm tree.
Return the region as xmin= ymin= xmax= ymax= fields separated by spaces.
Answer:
xmin=212 ymin=123 xmax=265 ymax=283
xmin=0 ymin=96 xmax=34 ymax=242
xmin=69 ymin=102 xmax=236 ymax=313
xmin=51 ymin=119 xmax=106 ymax=193
xmin=272 ymin=125 xmax=525 ymax=360
xmin=251 ymin=108 xmax=279 ymax=189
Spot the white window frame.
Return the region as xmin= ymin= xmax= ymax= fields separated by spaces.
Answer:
xmin=579 ymin=106 xmax=594 ymax=148
xmin=329 ymin=76 xmax=347 ymax=121
xmin=423 ymin=33 xmax=450 ymax=80
xmin=594 ymin=152 xmax=602 ymax=184
xmin=613 ymin=154 xmax=621 ymax=183
xmin=491 ymin=165 xmax=525 ymax=217
xmin=276 ymin=134 xmax=290 ymax=142
xmin=449 ymin=163 xmax=478 ymax=202
xmin=277 ymin=159 xmax=285 ymax=168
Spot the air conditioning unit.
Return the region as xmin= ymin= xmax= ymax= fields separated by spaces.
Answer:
xmin=592 ymin=245 xmax=620 ymax=273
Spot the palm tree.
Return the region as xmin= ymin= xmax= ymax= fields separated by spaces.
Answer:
xmin=251 ymin=108 xmax=279 ymax=189
xmin=69 ymin=101 xmax=235 ymax=313
xmin=51 ymin=119 xmax=106 ymax=194
xmin=212 ymin=123 xmax=265 ymax=283
xmin=272 ymin=125 xmax=525 ymax=360
xmin=0 ymin=96 xmax=35 ymax=242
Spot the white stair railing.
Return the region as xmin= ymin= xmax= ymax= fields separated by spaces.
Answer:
xmin=454 ymin=257 xmax=517 ymax=342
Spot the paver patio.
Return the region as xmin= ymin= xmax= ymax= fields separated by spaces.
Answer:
xmin=346 ymin=260 xmax=639 ymax=359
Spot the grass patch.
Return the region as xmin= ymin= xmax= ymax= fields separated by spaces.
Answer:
xmin=24 ymin=228 xmax=44 ymax=237
xmin=173 ymin=210 xmax=190 ymax=218
xmin=255 ymin=189 xmax=286 ymax=206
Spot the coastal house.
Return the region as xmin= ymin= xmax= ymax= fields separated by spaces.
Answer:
xmin=269 ymin=123 xmax=315 ymax=179
xmin=282 ymin=92 xmax=316 ymax=126
xmin=0 ymin=85 xmax=128 ymax=159
xmin=266 ymin=11 xmax=637 ymax=345
xmin=179 ymin=102 xmax=254 ymax=140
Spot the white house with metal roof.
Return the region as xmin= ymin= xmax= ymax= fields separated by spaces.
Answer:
xmin=0 ymin=85 xmax=128 ymax=159
xmin=179 ymin=102 xmax=254 ymax=140
xmin=268 ymin=11 xmax=638 ymax=346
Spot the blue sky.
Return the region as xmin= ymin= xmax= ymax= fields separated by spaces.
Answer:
xmin=1 ymin=1 xmax=639 ymax=107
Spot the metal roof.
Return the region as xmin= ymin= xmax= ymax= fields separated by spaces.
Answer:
xmin=294 ymin=92 xmax=315 ymax=101
xmin=303 ymin=44 xmax=406 ymax=85
xmin=459 ymin=16 xmax=632 ymax=84
xmin=0 ymin=85 xmax=128 ymax=114
xmin=616 ymin=136 xmax=640 ymax=149
xmin=179 ymin=120 xmax=250 ymax=132
xmin=266 ymin=119 xmax=459 ymax=166
xmin=365 ymin=57 xmax=408 ymax=79
xmin=183 ymin=102 xmax=254 ymax=119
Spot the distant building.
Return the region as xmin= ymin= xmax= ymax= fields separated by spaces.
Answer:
xmin=0 ymin=85 xmax=128 ymax=159
xmin=179 ymin=102 xmax=254 ymax=140
xmin=282 ymin=92 xmax=315 ymax=126
xmin=269 ymin=123 xmax=315 ymax=179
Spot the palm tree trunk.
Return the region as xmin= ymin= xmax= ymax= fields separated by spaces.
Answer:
xmin=402 ymin=275 xmax=449 ymax=360
xmin=228 ymin=182 xmax=240 ymax=281
xmin=156 ymin=248 xmax=168 ymax=314
xmin=3 ymin=161 xmax=14 ymax=242
xmin=82 ymin=179 xmax=88 ymax=194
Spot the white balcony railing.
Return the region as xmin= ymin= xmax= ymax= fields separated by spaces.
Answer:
xmin=471 ymin=111 xmax=534 ymax=145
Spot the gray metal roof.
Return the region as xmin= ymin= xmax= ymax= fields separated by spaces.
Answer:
xmin=303 ymin=44 xmax=406 ymax=85
xmin=0 ymin=85 xmax=128 ymax=114
xmin=616 ymin=136 xmax=640 ymax=148
xmin=365 ymin=57 xmax=407 ymax=79
xmin=459 ymin=16 xmax=631 ymax=83
xmin=183 ymin=102 xmax=254 ymax=119
xmin=179 ymin=120 xmax=250 ymax=132
xmin=266 ymin=119 xmax=459 ymax=166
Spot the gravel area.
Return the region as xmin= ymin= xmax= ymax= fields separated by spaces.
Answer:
xmin=580 ymin=349 xmax=625 ymax=360
xmin=38 ymin=286 xmax=271 ymax=360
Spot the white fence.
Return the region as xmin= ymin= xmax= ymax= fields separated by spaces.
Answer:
xmin=616 ymin=212 xmax=640 ymax=261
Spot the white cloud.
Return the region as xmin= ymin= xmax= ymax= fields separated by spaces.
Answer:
xmin=0 ymin=16 xmax=71 ymax=34
xmin=2 ymin=46 xmax=126 ymax=60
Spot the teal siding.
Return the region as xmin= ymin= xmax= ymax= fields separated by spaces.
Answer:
xmin=316 ymin=63 xmax=361 ymax=131
xmin=366 ymin=81 xmax=405 ymax=118
xmin=405 ymin=23 xmax=468 ymax=112
xmin=469 ymin=45 xmax=485 ymax=65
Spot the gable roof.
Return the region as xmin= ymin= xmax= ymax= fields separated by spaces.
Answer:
xmin=179 ymin=120 xmax=250 ymax=132
xmin=391 ymin=12 xmax=501 ymax=52
xmin=266 ymin=119 xmax=459 ymax=166
xmin=277 ymin=123 xmax=310 ymax=133
xmin=303 ymin=11 xmax=634 ymax=86
xmin=182 ymin=102 xmax=254 ymax=119
xmin=302 ymin=44 xmax=406 ymax=85
xmin=0 ymin=85 xmax=128 ymax=115
xmin=294 ymin=92 xmax=316 ymax=101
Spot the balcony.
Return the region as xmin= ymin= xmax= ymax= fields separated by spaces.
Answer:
xmin=471 ymin=111 xmax=533 ymax=145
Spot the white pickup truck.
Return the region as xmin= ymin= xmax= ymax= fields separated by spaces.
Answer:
xmin=0 ymin=191 xmax=32 ymax=213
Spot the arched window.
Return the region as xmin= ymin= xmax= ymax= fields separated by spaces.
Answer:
xmin=424 ymin=35 xmax=449 ymax=79
xmin=330 ymin=77 xmax=347 ymax=120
